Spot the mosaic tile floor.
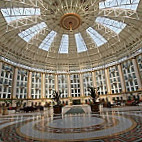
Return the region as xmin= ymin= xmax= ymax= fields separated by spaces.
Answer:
xmin=0 ymin=106 xmax=142 ymax=142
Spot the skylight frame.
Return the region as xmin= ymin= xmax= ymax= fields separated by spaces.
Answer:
xmin=86 ymin=27 xmax=107 ymax=47
xmin=99 ymin=0 xmax=140 ymax=10
xmin=39 ymin=30 xmax=57 ymax=51
xmin=59 ymin=34 xmax=69 ymax=54
xmin=1 ymin=8 xmax=40 ymax=23
xmin=75 ymin=33 xmax=87 ymax=53
xmin=18 ymin=22 xmax=47 ymax=42
xmin=96 ymin=17 xmax=126 ymax=34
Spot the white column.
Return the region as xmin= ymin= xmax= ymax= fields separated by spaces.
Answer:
xmin=92 ymin=71 xmax=97 ymax=87
xmin=132 ymin=58 xmax=142 ymax=90
xmin=118 ymin=64 xmax=126 ymax=92
xmin=0 ymin=62 xmax=2 ymax=78
xmin=67 ymin=74 xmax=71 ymax=97
xmin=67 ymin=74 xmax=72 ymax=105
xmin=105 ymin=68 xmax=111 ymax=94
xmin=27 ymin=71 xmax=32 ymax=99
xmin=55 ymin=74 xmax=58 ymax=91
xmin=12 ymin=67 xmax=18 ymax=99
xmin=79 ymin=73 xmax=84 ymax=97
xmin=41 ymin=73 xmax=45 ymax=99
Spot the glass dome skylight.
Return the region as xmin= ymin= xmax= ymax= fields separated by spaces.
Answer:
xmin=1 ymin=8 xmax=40 ymax=23
xmin=39 ymin=31 xmax=57 ymax=51
xmin=99 ymin=0 xmax=139 ymax=10
xmin=75 ymin=33 xmax=87 ymax=53
xmin=96 ymin=17 xmax=126 ymax=34
xmin=59 ymin=34 xmax=69 ymax=54
xmin=0 ymin=0 xmax=141 ymax=71
xmin=1 ymin=0 xmax=138 ymax=53
xmin=86 ymin=27 xmax=107 ymax=46
xmin=18 ymin=22 xmax=47 ymax=42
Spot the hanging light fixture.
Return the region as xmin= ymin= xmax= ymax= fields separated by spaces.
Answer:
xmin=60 ymin=13 xmax=81 ymax=32
xmin=69 ymin=22 xmax=73 ymax=32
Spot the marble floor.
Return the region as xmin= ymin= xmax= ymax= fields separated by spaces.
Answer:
xmin=0 ymin=106 xmax=142 ymax=142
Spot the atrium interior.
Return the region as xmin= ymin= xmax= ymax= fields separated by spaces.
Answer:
xmin=0 ymin=0 xmax=142 ymax=142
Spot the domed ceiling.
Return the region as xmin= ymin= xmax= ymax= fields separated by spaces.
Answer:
xmin=0 ymin=0 xmax=142 ymax=71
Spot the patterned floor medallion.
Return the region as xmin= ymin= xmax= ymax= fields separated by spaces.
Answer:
xmin=0 ymin=108 xmax=142 ymax=142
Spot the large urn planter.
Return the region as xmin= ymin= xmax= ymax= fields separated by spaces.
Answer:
xmin=0 ymin=106 xmax=1 ymax=114
xmin=53 ymin=105 xmax=62 ymax=114
xmin=2 ymin=106 xmax=8 ymax=115
xmin=51 ymin=90 xmax=63 ymax=114
xmin=90 ymin=103 xmax=100 ymax=112
xmin=87 ymin=86 xmax=100 ymax=112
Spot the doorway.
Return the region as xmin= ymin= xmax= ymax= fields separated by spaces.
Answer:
xmin=73 ymin=99 xmax=81 ymax=105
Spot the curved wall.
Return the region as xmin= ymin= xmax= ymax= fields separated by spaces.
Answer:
xmin=0 ymin=53 xmax=142 ymax=105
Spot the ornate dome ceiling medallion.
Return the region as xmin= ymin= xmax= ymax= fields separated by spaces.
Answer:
xmin=60 ymin=13 xmax=81 ymax=31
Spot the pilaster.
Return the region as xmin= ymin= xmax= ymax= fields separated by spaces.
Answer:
xmin=55 ymin=74 xmax=58 ymax=91
xmin=132 ymin=58 xmax=142 ymax=89
xmin=0 ymin=62 xmax=2 ymax=78
xmin=92 ymin=71 xmax=97 ymax=87
xmin=27 ymin=71 xmax=32 ymax=99
xmin=11 ymin=67 xmax=18 ymax=99
xmin=41 ymin=73 xmax=45 ymax=99
xmin=118 ymin=64 xmax=126 ymax=92
xmin=105 ymin=68 xmax=111 ymax=94
xmin=67 ymin=74 xmax=71 ymax=98
xmin=79 ymin=73 xmax=84 ymax=97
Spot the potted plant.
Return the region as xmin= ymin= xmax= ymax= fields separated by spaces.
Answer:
xmin=1 ymin=100 xmax=11 ymax=115
xmin=87 ymin=86 xmax=100 ymax=112
xmin=52 ymin=90 xmax=62 ymax=114
xmin=15 ymin=99 xmax=23 ymax=108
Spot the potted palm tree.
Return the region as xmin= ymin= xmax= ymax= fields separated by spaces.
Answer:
xmin=87 ymin=86 xmax=100 ymax=112
xmin=52 ymin=90 xmax=62 ymax=114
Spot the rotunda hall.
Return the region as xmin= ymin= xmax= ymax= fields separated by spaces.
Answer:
xmin=0 ymin=0 xmax=142 ymax=142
